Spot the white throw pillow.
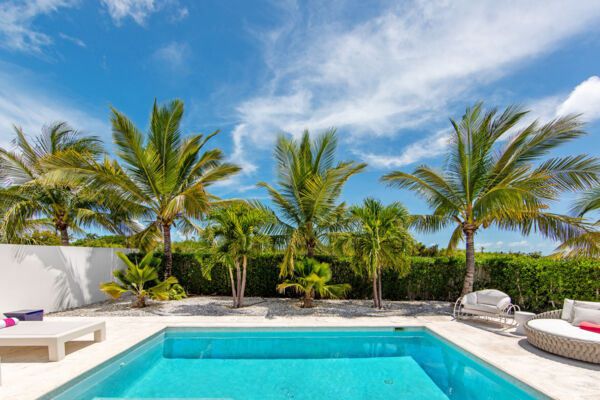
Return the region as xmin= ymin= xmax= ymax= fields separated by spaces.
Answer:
xmin=571 ymin=306 xmax=600 ymax=326
xmin=574 ymin=300 xmax=600 ymax=311
xmin=561 ymin=298 xmax=574 ymax=321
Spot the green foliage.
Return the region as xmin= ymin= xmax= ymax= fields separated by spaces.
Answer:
xmin=277 ymin=258 xmax=350 ymax=307
xmin=382 ymin=102 xmax=600 ymax=294
xmin=72 ymin=234 xmax=129 ymax=248
xmin=129 ymin=251 xmax=600 ymax=313
xmin=258 ymin=129 xmax=366 ymax=277
xmin=101 ymin=251 xmax=185 ymax=307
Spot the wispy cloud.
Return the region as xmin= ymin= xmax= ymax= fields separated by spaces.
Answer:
xmin=0 ymin=0 xmax=77 ymax=53
xmin=101 ymin=0 xmax=188 ymax=25
xmin=229 ymin=1 xmax=600 ymax=172
xmin=0 ymin=68 xmax=110 ymax=149
xmin=58 ymin=32 xmax=86 ymax=48
xmin=152 ymin=42 xmax=191 ymax=71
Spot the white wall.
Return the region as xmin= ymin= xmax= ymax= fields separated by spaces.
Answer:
xmin=0 ymin=244 xmax=133 ymax=314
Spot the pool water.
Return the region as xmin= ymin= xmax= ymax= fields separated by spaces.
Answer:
xmin=43 ymin=328 xmax=547 ymax=400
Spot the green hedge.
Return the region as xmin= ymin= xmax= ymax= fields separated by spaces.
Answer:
xmin=128 ymin=252 xmax=600 ymax=313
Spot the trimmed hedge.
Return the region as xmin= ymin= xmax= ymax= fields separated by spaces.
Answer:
xmin=128 ymin=252 xmax=600 ymax=313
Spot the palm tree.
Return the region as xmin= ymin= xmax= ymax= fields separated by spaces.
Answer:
xmin=258 ymin=129 xmax=366 ymax=277
xmin=333 ymin=198 xmax=413 ymax=308
xmin=382 ymin=103 xmax=600 ymax=295
xmin=277 ymin=258 xmax=350 ymax=308
xmin=555 ymin=189 xmax=600 ymax=257
xmin=43 ymin=99 xmax=241 ymax=277
xmin=0 ymin=122 xmax=128 ymax=245
xmin=100 ymin=251 xmax=183 ymax=308
xmin=204 ymin=202 xmax=273 ymax=308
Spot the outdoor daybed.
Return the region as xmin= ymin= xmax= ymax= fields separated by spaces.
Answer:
xmin=525 ymin=301 xmax=600 ymax=364
xmin=453 ymin=289 xmax=520 ymax=325
xmin=0 ymin=320 xmax=105 ymax=361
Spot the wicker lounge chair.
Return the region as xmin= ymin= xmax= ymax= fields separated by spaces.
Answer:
xmin=453 ymin=289 xmax=520 ymax=326
xmin=525 ymin=309 xmax=600 ymax=364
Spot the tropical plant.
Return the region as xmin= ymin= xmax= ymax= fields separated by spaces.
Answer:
xmin=555 ymin=188 xmax=600 ymax=258
xmin=333 ymin=198 xmax=413 ymax=308
xmin=0 ymin=122 xmax=130 ymax=245
xmin=202 ymin=202 xmax=273 ymax=308
xmin=43 ymin=99 xmax=241 ymax=277
xmin=382 ymin=102 xmax=600 ymax=295
xmin=100 ymin=251 xmax=184 ymax=307
xmin=258 ymin=129 xmax=366 ymax=277
xmin=277 ymin=258 xmax=350 ymax=308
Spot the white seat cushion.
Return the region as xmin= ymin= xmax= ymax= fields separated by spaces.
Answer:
xmin=477 ymin=289 xmax=510 ymax=307
xmin=463 ymin=303 xmax=498 ymax=313
xmin=528 ymin=318 xmax=600 ymax=343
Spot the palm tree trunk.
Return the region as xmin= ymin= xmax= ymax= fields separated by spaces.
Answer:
xmin=59 ymin=227 xmax=69 ymax=246
xmin=372 ymin=272 xmax=379 ymax=308
xmin=462 ymin=226 xmax=477 ymax=295
xmin=238 ymin=255 xmax=247 ymax=307
xmin=235 ymin=258 xmax=242 ymax=308
xmin=307 ymin=240 xmax=315 ymax=258
xmin=228 ymin=265 xmax=238 ymax=308
xmin=304 ymin=289 xmax=313 ymax=308
xmin=163 ymin=223 xmax=173 ymax=279
xmin=378 ymin=266 xmax=383 ymax=309
xmin=136 ymin=294 xmax=146 ymax=308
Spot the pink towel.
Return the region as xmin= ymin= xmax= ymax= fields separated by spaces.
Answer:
xmin=0 ymin=317 xmax=19 ymax=328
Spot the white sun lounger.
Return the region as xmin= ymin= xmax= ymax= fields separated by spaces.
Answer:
xmin=0 ymin=320 xmax=105 ymax=361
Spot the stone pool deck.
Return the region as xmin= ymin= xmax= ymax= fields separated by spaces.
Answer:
xmin=0 ymin=299 xmax=598 ymax=399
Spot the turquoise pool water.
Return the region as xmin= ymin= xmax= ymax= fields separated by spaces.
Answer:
xmin=43 ymin=328 xmax=548 ymax=400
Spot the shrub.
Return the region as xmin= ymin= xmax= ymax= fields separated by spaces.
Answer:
xmin=128 ymin=252 xmax=600 ymax=312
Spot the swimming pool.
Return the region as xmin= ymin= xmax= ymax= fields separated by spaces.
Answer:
xmin=42 ymin=327 xmax=548 ymax=399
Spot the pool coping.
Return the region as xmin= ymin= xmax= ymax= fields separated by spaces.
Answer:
xmin=39 ymin=325 xmax=552 ymax=400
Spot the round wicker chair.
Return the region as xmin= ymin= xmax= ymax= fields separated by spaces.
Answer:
xmin=525 ymin=309 xmax=600 ymax=364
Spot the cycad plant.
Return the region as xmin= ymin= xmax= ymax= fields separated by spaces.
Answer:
xmin=334 ymin=198 xmax=413 ymax=308
xmin=0 ymin=122 xmax=130 ymax=245
xmin=258 ymin=129 xmax=366 ymax=277
xmin=43 ymin=99 xmax=240 ymax=277
xmin=203 ymin=202 xmax=273 ymax=308
xmin=277 ymin=258 xmax=350 ymax=308
xmin=100 ymin=251 xmax=184 ymax=308
xmin=382 ymin=103 xmax=600 ymax=295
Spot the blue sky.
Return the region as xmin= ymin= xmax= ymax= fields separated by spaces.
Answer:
xmin=1 ymin=0 xmax=600 ymax=252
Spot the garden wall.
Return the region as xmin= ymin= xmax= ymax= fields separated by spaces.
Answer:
xmin=0 ymin=244 xmax=131 ymax=314
xmin=129 ymin=252 xmax=600 ymax=313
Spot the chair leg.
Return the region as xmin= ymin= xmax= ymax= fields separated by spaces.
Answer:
xmin=94 ymin=328 xmax=106 ymax=342
xmin=48 ymin=340 xmax=65 ymax=361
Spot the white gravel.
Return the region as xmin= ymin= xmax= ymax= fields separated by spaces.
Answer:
xmin=50 ymin=296 xmax=452 ymax=318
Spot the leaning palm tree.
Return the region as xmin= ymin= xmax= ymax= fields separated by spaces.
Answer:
xmin=258 ymin=129 xmax=366 ymax=277
xmin=0 ymin=122 xmax=129 ymax=245
xmin=333 ymin=198 xmax=413 ymax=308
xmin=382 ymin=103 xmax=600 ymax=295
xmin=43 ymin=99 xmax=241 ymax=277
xmin=203 ymin=202 xmax=273 ymax=308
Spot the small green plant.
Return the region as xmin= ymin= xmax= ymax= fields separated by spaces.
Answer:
xmin=100 ymin=251 xmax=185 ymax=307
xmin=277 ymin=258 xmax=350 ymax=308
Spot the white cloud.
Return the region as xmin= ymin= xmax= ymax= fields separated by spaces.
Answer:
xmin=509 ymin=240 xmax=530 ymax=247
xmin=0 ymin=0 xmax=77 ymax=53
xmin=229 ymin=1 xmax=600 ymax=172
xmin=101 ymin=0 xmax=188 ymax=25
xmin=58 ymin=33 xmax=86 ymax=48
xmin=153 ymin=42 xmax=191 ymax=70
xmin=0 ymin=69 xmax=110 ymax=149
xmin=557 ymin=76 xmax=600 ymax=121
xmin=358 ymin=129 xmax=450 ymax=168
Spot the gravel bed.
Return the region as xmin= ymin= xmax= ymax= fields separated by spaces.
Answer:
xmin=50 ymin=296 xmax=452 ymax=318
